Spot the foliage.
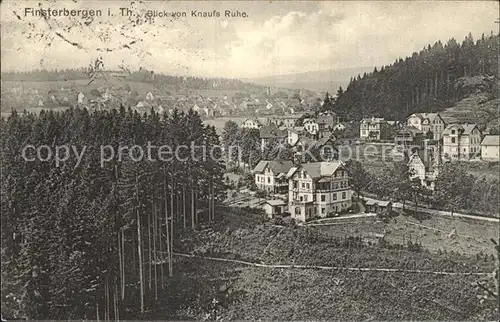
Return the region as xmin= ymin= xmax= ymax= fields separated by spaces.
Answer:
xmin=345 ymin=160 xmax=371 ymax=200
xmin=0 ymin=106 xmax=225 ymax=319
xmin=333 ymin=33 xmax=499 ymax=121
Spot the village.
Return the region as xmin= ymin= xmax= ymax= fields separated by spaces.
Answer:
xmin=2 ymin=78 xmax=499 ymax=225
xmin=1 ymin=0 xmax=499 ymax=316
xmin=219 ymin=107 xmax=499 ymax=223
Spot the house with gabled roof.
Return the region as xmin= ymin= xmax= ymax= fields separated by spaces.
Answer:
xmin=241 ymin=118 xmax=263 ymax=129
xmin=442 ymin=123 xmax=481 ymax=161
xmin=406 ymin=113 xmax=446 ymax=141
xmin=480 ymin=135 xmax=499 ymax=161
xmin=259 ymin=125 xmax=287 ymax=151
xmin=394 ymin=125 xmax=424 ymax=147
xmin=253 ymin=160 xmax=294 ymax=194
xmin=360 ymin=117 xmax=390 ymax=141
xmin=408 ymin=146 xmax=442 ymax=190
xmin=258 ymin=199 xmax=288 ymax=218
xmin=286 ymin=161 xmax=352 ymax=222
xmin=293 ymin=136 xmax=339 ymax=163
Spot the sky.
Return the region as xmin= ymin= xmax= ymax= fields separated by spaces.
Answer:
xmin=1 ymin=0 xmax=498 ymax=78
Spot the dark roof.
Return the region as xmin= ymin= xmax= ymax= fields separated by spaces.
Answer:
xmin=317 ymin=115 xmax=335 ymax=126
xmin=443 ymin=123 xmax=478 ymax=135
xmin=287 ymin=161 xmax=343 ymax=179
xmin=260 ymin=125 xmax=287 ymax=139
xmin=253 ymin=160 xmax=294 ymax=174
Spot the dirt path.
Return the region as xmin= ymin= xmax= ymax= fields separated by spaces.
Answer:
xmin=162 ymin=252 xmax=492 ymax=276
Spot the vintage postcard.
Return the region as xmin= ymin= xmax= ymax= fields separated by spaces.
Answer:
xmin=1 ymin=0 xmax=499 ymax=320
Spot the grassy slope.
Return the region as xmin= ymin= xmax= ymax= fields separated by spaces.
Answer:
xmin=163 ymin=207 xmax=499 ymax=321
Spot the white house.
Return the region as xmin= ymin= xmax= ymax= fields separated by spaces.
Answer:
xmin=259 ymin=199 xmax=288 ymax=218
xmin=406 ymin=113 xmax=446 ymax=141
xmin=481 ymin=135 xmax=500 ymax=161
xmin=241 ymin=118 xmax=263 ymax=129
xmin=286 ymin=161 xmax=352 ymax=222
xmin=408 ymin=147 xmax=441 ymax=191
xmin=442 ymin=123 xmax=481 ymax=161
xmin=359 ymin=117 xmax=390 ymax=141
xmin=253 ymin=160 xmax=294 ymax=194
xmin=287 ymin=128 xmax=300 ymax=146
xmin=303 ymin=119 xmax=319 ymax=136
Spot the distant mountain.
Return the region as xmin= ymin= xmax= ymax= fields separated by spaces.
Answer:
xmin=244 ymin=67 xmax=374 ymax=93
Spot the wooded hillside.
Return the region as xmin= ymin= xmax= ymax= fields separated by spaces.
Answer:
xmin=0 ymin=106 xmax=224 ymax=319
xmin=333 ymin=33 xmax=499 ymax=121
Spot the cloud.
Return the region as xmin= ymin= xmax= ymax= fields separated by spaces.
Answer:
xmin=1 ymin=1 xmax=498 ymax=78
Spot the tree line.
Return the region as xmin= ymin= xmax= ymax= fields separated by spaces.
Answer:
xmin=1 ymin=68 xmax=268 ymax=92
xmin=0 ymin=106 xmax=225 ymax=319
xmin=346 ymin=160 xmax=499 ymax=217
xmin=331 ymin=33 xmax=499 ymax=121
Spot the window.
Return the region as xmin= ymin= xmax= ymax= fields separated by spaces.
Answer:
xmin=321 ymin=195 xmax=326 ymax=202
xmin=321 ymin=208 xmax=325 ymax=214
xmin=451 ymin=130 xmax=455 ymax=134
xmin=313 ymin=194 xmax=317 ymax=202
xmin=304 ymin=195 xmax=308 ymax=201
xmin=333 ymin=193 xmax=337 ymax=201
xmin=295 ymin=207 xmax=301 ymax=215
xmin=301 ymin=183 xmax=305 ymax=188
xmin=267 ymin=177 xmax=271 ymax=183
xmin=342 ymin=192 xmax=346 ymax=199
xmin=314 ymin=207 xmax=317 ymax=214
xmin=300 ymin=196 xmax=303 ymax=201
xmin=306 ymin=183 xmax=310 ymax=189
xmin=451 ymin=138 xmax=456 ymax=143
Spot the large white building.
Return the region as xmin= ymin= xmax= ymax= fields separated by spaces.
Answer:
xmin=241 ymin=118 xmax=263 ymax=129
xmin=442 ymin=123 xmax=481 ymax=161
xmin=286 ymin=161 xmax=352 ymax=222
xmin=253 ymin=160 xmax=294 ymax=194
xmin=481 ymin=135 xmax=500 ymax=161
xmin=359 ymin=117 xmax=390 ymax=141
xmin=406 ymin=113 xmax=446 ymax=141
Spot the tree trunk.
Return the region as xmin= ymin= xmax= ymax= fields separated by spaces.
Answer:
xmin=114 ymin=279 xmax=119 ymax=320
xmin=121 ymin=229 xmax=125 ymax=300
xmin=105 ymin=276 xmax=110 ymax=320
xmin=153 ymin=192 xmax=158 ymax=300
xmin=183 ymin=185 xmax=187 ymax=229
xmin=96 ymin=301 xmax=99 ymax=321
xmin=169 ymin=173 xmax=174 ymax=277
xmin=117 ymin=229 xmax=123 ymax=302
xmin=191 ymin=182 xmax=196 ymax=230
xmin=131 ymin=229 xmax=136 ymax=275
xmin=148 ymin=209 xmax=152 ymax=291
xmin=136 ymin=175 xmax=145 ymax=313
xmin=158 ymin=190 xmax=164 ymax=288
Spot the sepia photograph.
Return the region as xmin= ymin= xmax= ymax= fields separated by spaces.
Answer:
xmin=0 ymin=0 xmax=499 ymax=320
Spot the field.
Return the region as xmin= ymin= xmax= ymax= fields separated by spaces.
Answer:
xmin=312 ymin=213 xmax=499 ymax=255
xmin=161 ymin=207 xmax=499 ymax=320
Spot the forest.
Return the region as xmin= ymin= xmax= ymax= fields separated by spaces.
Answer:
xmin=1 ymin=67 xmax=269 ymax=92
xmin=331 ymin=33 xmax=499 ymax=121
xmin=0 ymin=106 xmax=225 ymax=319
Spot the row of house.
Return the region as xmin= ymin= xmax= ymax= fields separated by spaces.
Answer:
xmin=259 ymin=123 xmax=338 ymax=161
xmin=253 ymin=160 xmax=353 ymax=222
xmin=366 ymin=111 xmax=499 ymax=162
